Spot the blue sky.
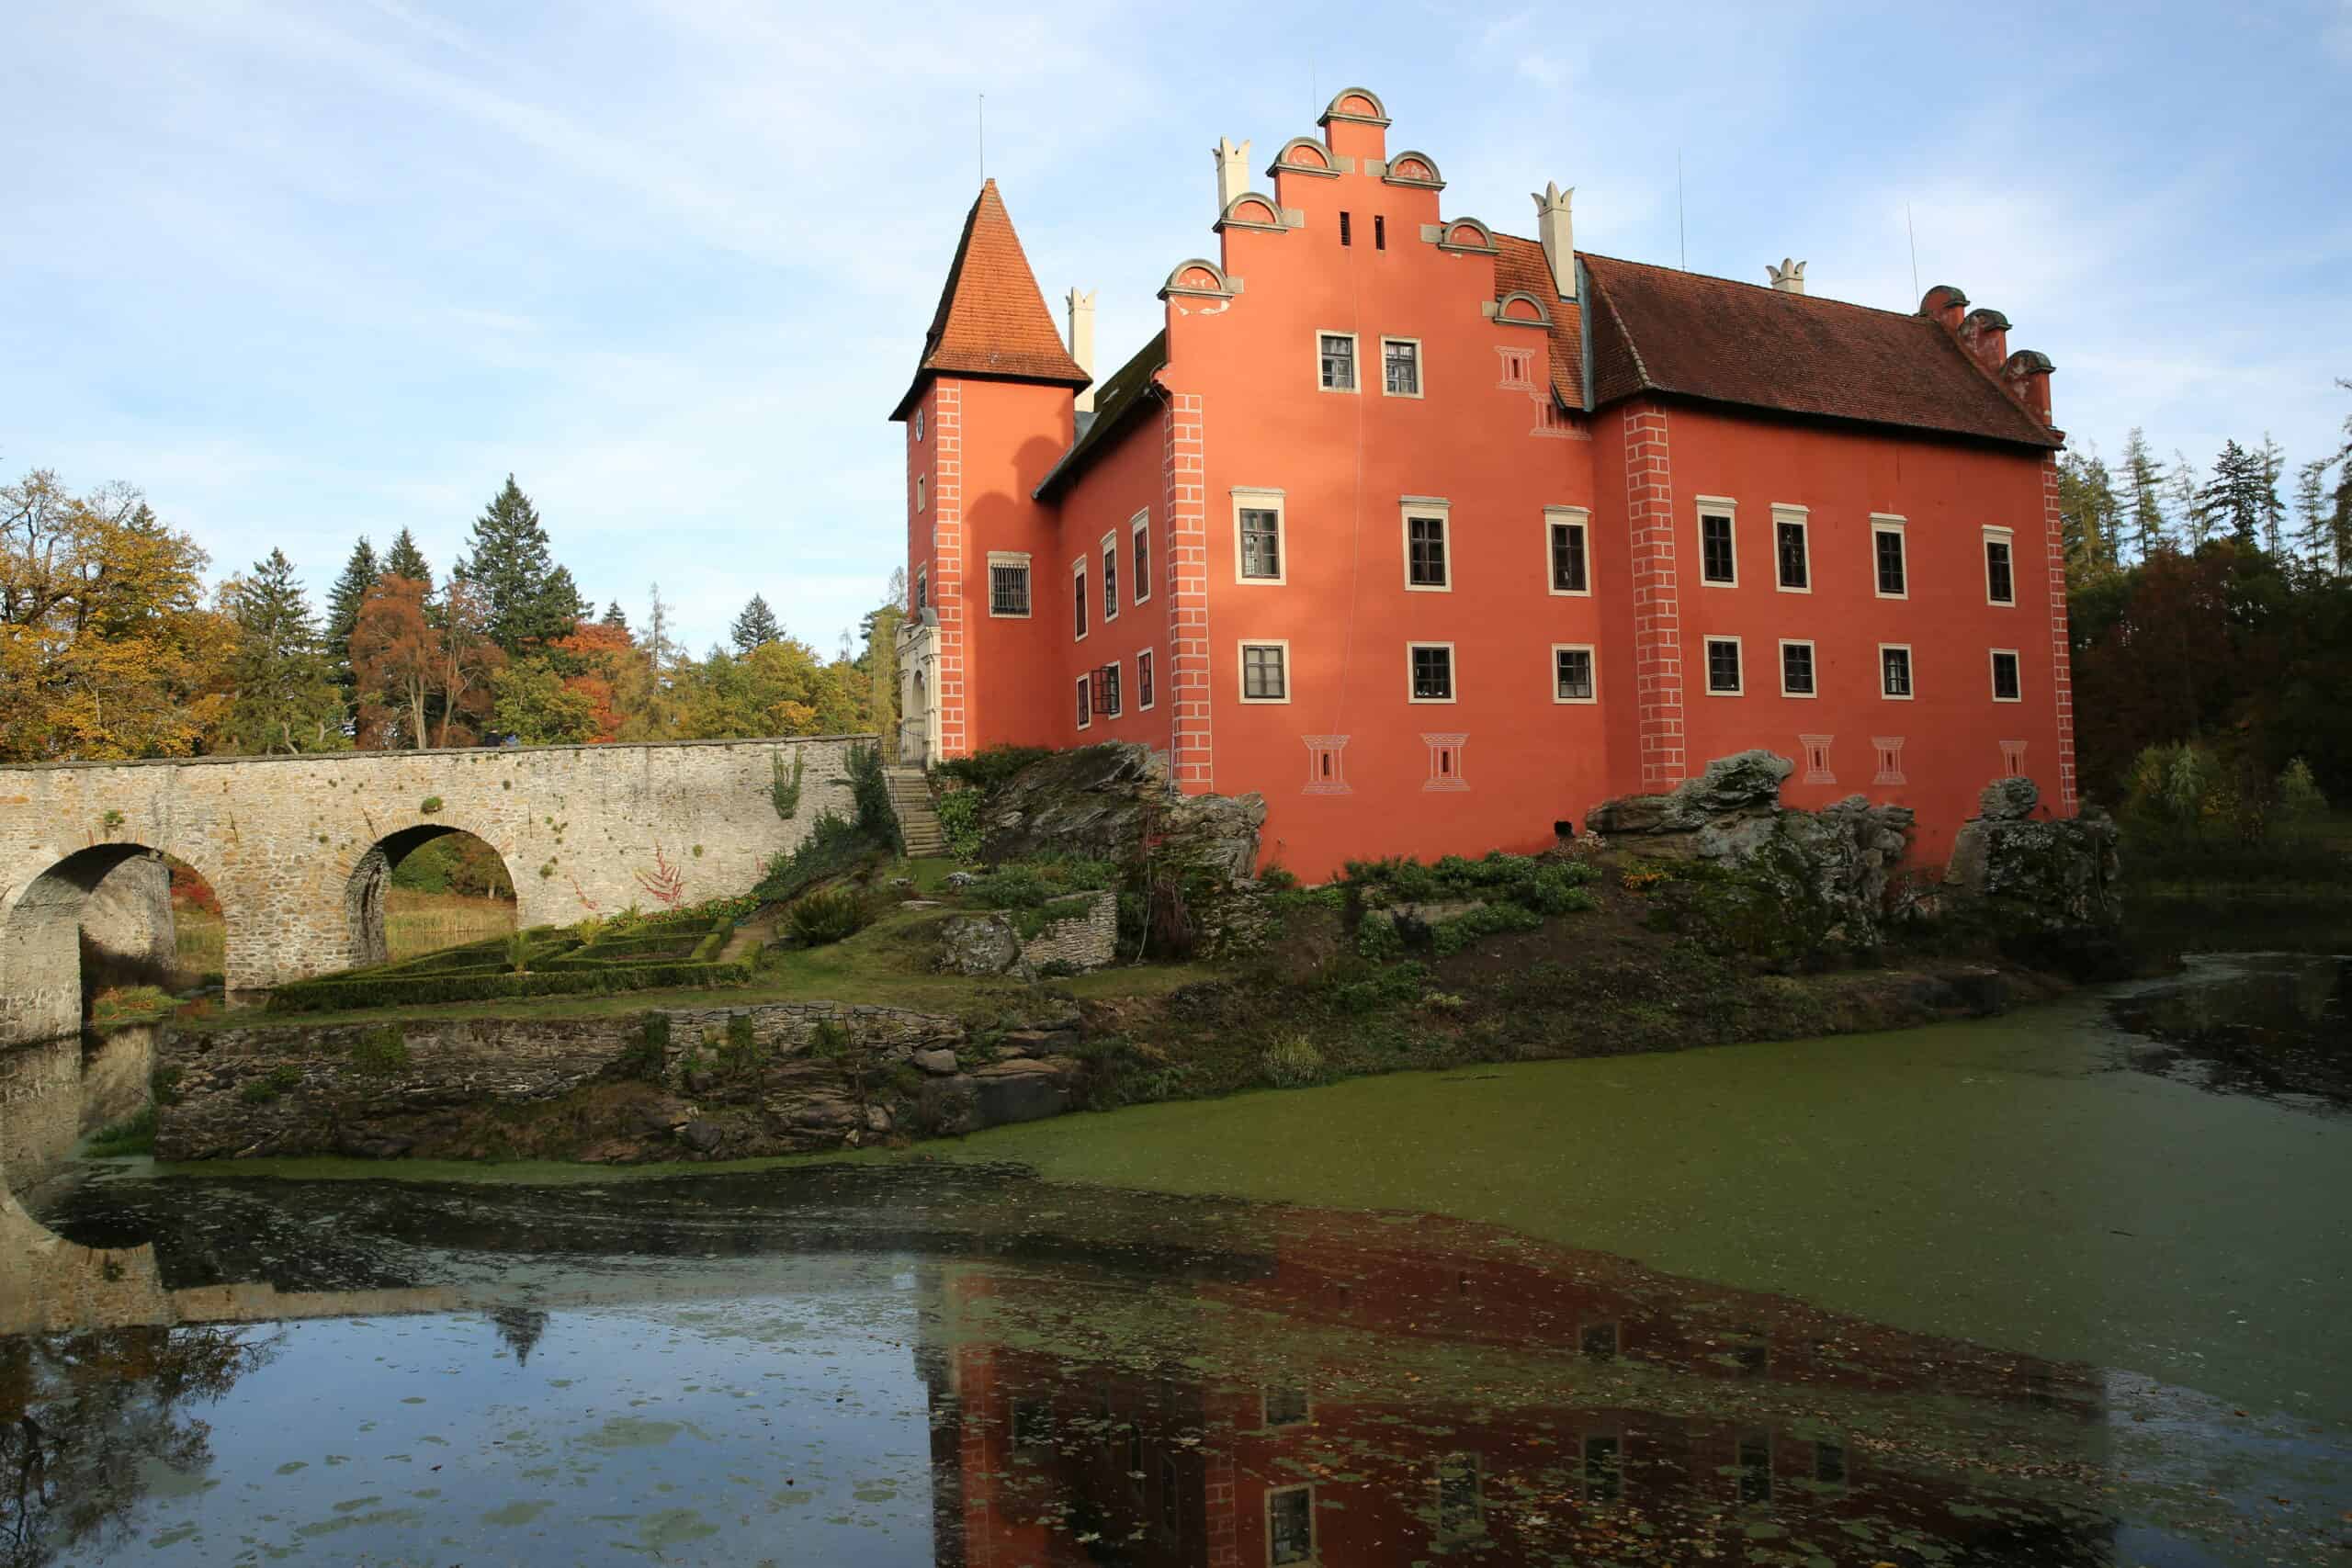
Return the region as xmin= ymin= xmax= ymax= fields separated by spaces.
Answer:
xmin=6 ymin=1 xmax=2348 ymax=654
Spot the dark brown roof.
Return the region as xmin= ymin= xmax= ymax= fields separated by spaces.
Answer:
xmin=1580 ymin=252 xmax=2058 ymax=448
xmin=1035 ymin=330 xmax=1169 ymax=501
xmin=891 ymin=180 xmax=1089 ymax=421
xmin=1490 ymin=233 xmax=1585 ymax=408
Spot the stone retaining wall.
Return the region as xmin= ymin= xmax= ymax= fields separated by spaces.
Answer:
xmin=1020 ymin=890 xmax=1119 ymax=973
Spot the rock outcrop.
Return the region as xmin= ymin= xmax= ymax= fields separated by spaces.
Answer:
xmin=1943 ymin=779 xmax=2121 ymax=930
xmin=1587 ymin=750 xmax=1916 ymax=946
xmin=980 ymin=743 xmax=1265 ymax=879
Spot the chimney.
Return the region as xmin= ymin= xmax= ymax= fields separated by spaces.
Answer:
xmin=1214 ymin=137 xmax=1251 ymax=215
xmin=2002 ymin=349 xmax=2054 ymax=423
xmin=1917 ymin=284 xmax=1969 ymax=335
xmin=1066 ymin=288 xmax=1097 ymax=413
xmin=1531 ymin=182 xmax=1577 ymax=300
xmin=1956 ymin=307 xmax=2010 ymax=378
xmin=1766 ymin=258 xmax=1806 ymax=295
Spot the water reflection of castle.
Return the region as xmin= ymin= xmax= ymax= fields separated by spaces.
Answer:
xmin=917 ymin=1215 xmax=2113 ymax=1567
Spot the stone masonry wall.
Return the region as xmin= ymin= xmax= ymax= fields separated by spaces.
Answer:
xmin=1019 ymin=890 xmax=1119 ymax=972
xmin=0 ymin=734 xmax=867 ymax=1045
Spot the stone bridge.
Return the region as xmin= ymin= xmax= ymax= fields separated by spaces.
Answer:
xmin=0 ymin=734 xmax=869 ymax=1047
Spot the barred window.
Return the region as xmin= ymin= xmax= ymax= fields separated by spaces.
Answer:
xmin=1409 ymin=644 xmax=1453 ymax=701
xmin=1318 ymin=333 xmax=1356 ymax=391
xmin=1241 ymin=643 xmax=1288 ymax=702
xmin=988 ymin=558 xmax=1031 ymax=617
xmin=1073 ymin=563 xmax=1088 ymax=639
xmin=1269 ymin=1486 xmax=1315 ymax=1565
xmin=913 ymin=568 xmax=927 ymax=614
xmin=1705 ymin=637 xmax=1743 ymax=694
xmin=1384 ymin=338 xmax=1421 ymax=396
xmin=1550 ymin=519 xmax=1589 ymax=592
xmin=1985 ymin=536 xmax=2015 ymax=604
xmin=1075 ymin=676 xmax=1091 ymax=728
xmin=1555 ymin=646 xmax=1595 ymax=702
xmin=1132 ymin=518 xmax=1151 ymax=603
xmin=1102 ymin=540 xmax=1118 ymax=620
xmin=1701 ymin=513 xmax=1736 ymax=584
xmin=1407 ymin=514 xmax=1448 ymax=587
xmin=1239 ymin=509 xmax=1283 ymax=580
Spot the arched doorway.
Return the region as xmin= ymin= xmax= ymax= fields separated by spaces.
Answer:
xmin=345 ymin=827 xmax=517 ymax=967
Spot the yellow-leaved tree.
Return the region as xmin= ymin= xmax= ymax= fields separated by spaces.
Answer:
xmin=1 ymin=469 xmax=234 ymax=762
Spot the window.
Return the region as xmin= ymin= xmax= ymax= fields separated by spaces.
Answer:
xmin=1339 ymin=210 xmax=1351 ymax=246
xmin=1383 ymin=337 xmax=1422 ymax=397
xmin=1072 ymin=561 xmax=1089 ymax=639
xmin=1102 ymin=536 xmax=1118 ymax=622
xmin=1239 ymin=640 xmax=1290 ymax=703
xmin=1132 ymin=512 xmax=1151 ymax=604
xmin=1268 ymin=1486 xmax=1315 ymax=1565
xmin=1553 ymin=645 xmax=1596 ymax=704
xmin=913 ymin=567 xmax=927 ymax=615
xmin=1780 ymin=639 xmax=1816 ymax=697
xmin=1317 ymin=333 xmax=1357 ymax=391
xmin=1435 ymin=1454 xmax=1482 ymax=1540
xmin=1990 ymin=649 xmax=2021 ymax=702
xmin=1403 ymin=502 xmax=1450 ymax=589
xmin=1984 ymin=528 xmax=2016 ymax=604
xmin=1098 ymin=660 xmax=1122 ymax=717
xmin=1872 ymin=516 xmax=1908 ymax=598
xmin=1736 ymin=1433 xmax=1772 ymax=1505
xmin=915 ymin=474 xmax=926 ymax=513
xmin=1697 ymin=500 xmax=1737 ymax=585
xmin=1137 ymin=649 xmax=1155 ymax=709
xmin=1546 ymin=506 xmax=1590 ymax=594
xmin=1584 ymin=1435 xmax=1623 ymax=1503
xmin=1772 ymin=505 xmax=1811 ymax=592
xmin=1880 ymin=644 xmax=1914 ymax=699
xmin=1074 ymin=675 xmax=1091 ymax=729
xmin=1264 ymin=1388 xmax=1310 ymax=1428
xmin=1704 ymin=636 xmax=1743 ymax=695
xmin=987 ymin=552 xmax=1031 ymax=617
xmin=913 ymin=410 xmax=924 ymax=443
xmin=1374 ymin=213 xmax=1386 ymax=251
xmin=1580 ymin=1322 xmax=1619 ymax=1359
xmin=1234 ymin=489 xmax=1286 ymax=582
xmin=1408 ymin=642 xmax=1454 ymax=702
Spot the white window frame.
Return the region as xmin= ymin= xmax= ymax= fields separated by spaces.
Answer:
xmin=1130 ymin=510 xmax=1152 ymax=605
xmin=985 ymin=550 xmax=1032 ymax=619
xmin=1074 ymin=674 xmax=1092 ymax=730
xmin=1770 ymin=503 xmax=1812 ymax=594
xmin=1100 ymin=657 xmax=1123 ymax=717
xmin=1316 ymin=330 xmax=1359 ymax=394
xmin=1071 ymin=558 xmax=1090 ymax=643
xmin=1983 ymin=525 xmax=2017 ymax=607
xmin=1407 ymin=640 xmax=1457 ymax=704
xmin=915 ymin=473 xmax=927 ymax=513
xmin=1694 ymin=496 xmax=1738 ymax=588
xmin=1545 ymin=505 xmax=1592 ymax=597
xmin=1136 ymin=648 xmax=1156 ymax=711
xmin=1778 ymin=637 xmax=1818 ymax=698
xmin=1871 ymin=514 xmax=1910 ymax=601
xmin=1989 ymin=647 xmax=2023 ymax=703
xmin=1551 ymin=643 xmax=1598 ymax=705
xmin=1400 ymin=497 xmax=1452 ymax=592
xmin=1100 ymin=531 xmax=1120 ymax=624
xmin=1232 ymin=487 xmax=1287 ymax=586
xmin=1266 ymin=1483 xmax=1317 ymax=1566
xmin=1238 ymin=638 xmax=1292 ymax=705
xmin=1380 ymin=335 xmax=1424 ymax=399
xmin=1879 ymin=642 xmax=1916 ymax=700
xmin=1702 ymin=634 xmax=1745 ymax=696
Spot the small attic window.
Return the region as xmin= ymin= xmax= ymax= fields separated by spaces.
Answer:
xmin=913 ymin=410 xmax=924 ymax=443
xmin=1340 ymin=211 xmax=1351 ymax=247
xmin=1374 ymin=215 xmax=1386 ymax=251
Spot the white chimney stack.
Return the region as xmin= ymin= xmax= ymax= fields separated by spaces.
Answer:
xmin=1531 ymin=182 xmax=1577 ymax=300
xmin=1067 ymin=288 xmax=1097 ymax=412
xmin=1214 ymin=137 xmax=1251 ymax=215
xmin=1768 ymin=258 xmax=1807 ymax=295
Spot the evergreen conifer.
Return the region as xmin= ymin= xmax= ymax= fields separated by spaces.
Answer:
xmin=453 ymin=475 xmax=582 ymax=654
xmin=730 ymin=593 xmax=784 ymax=654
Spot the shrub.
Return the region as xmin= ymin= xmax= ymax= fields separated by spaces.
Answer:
xmin=2279 ymin=757 xmax=2328 ymax=820
xmin=808 ymin=1019 xmax=852 ymax=1058
xmin=936 ymin=787 xmax=983 ymax=860
xmin=1429 ymin=901 xmax=1546 ymax=955
xmin=420 ymin=795 xmax=444 ymax=815
xmin=620 ymin=1012 xmax=671 ymax=1081
xmin=1260 ymin=1035 xmax=1327 ymax=1089
xmin=85 ymin=1107 xmax=156 ymax=1158
xmin=506 ymin=931 xmax=532 ymax=974
xmin=149 ymin=1064 xmax=184 ymax=1107
xmin=789 ymin=887 xmax=870 ymax=945
xmin=847 ymin=741 xmax=899 ymax=852
xmin=933 ymin=744 xmax=1055 ymax=796
xmin=1355 ymin=912 xmax=1404 ymax=961
xmin=770 ymin=752 xmax=807 ymax=820
xmin=755 ymin=811 xmax=871 ymax=903
xmin=349 ymin=1025 xmax=411 ymax=1074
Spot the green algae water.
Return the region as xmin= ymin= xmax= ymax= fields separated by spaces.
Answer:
xmin=5 ymin=953 xmax=2346 ymax=1564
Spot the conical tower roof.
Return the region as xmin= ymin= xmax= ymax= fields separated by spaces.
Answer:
xmin=890 ymin=180 xmax=1089 ymax=420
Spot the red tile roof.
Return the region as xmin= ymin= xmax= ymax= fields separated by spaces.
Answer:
xmin=891 ymin=180 xmax=1089 ymax=420
xmin=1579 ymin=252 xmax=2057 ymax=447
xmin=1490 ymin=234 xmax=1585 ymax=410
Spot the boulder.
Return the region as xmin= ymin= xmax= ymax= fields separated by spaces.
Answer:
xmin=1977 ymin=777 xmax=2040 ymax=821
xmin=677 ymin=1120 xmax=726 ymax=1153
xmin=939 ymin=914 xmax=1022 ymax=976
xmin=970 ymin=1057 xmax=1076 ymax=1125
xmin=912 ymin=1047 xmax=959 ymax=1076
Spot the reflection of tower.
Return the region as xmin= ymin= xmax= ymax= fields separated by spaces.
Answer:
xmin=491 ymin=1306 xmax=548 ymax=1368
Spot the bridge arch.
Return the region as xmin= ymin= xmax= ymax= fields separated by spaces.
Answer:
xmin=345 ymin=822 xmax=518 ymax=968
xmin=0 ymin=841 xmax=228 ymax=1048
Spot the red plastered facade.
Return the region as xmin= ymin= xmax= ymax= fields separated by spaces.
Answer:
xmin=894 ymin=89 xmax=2073 ymax=878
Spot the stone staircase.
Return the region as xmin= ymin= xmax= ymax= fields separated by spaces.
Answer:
xmin=883 ymin=766 xmax=948 ymax=857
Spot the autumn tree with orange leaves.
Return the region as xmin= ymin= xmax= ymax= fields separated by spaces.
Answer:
xmin=350 ymin=574 xmax=503 ymax=749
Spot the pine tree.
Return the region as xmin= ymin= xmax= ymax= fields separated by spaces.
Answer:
xmin=452 ymin=475 xmax=583 ymax=655
xmin=2196 ymin=439 xmax=2267 ymax=550
xmin=600 ymin=600 xmax=630 ymax=631
xmin=730 ymin=593 xmax=784 ymax=655
xmin=324 ymin=536 xmax=379 ymax=706
xmin=2056 ymin=448 xmax=2120 ymax=580
xmin=222 ymin=549 xmax=347 ymax=753
xmin=2256 ymin=434 xmax=2288 ymax=556
xmin=2121 ymin=428 xmax=2168 ymax=559
xmin=381 ymin=528 xmax=432 ymax=592
xmin=2293 ymin=459 xmax=2330 ymax=569
xmin=2168 ymin=451 xmax=2207 ymax=547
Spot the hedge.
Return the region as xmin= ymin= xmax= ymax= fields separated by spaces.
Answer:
xmin=265 ymin=958 xmax=755 ymax=1013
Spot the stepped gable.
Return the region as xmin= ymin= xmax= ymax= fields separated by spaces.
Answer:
xmin=1581 ymin=252 xmax=2060 ymax=448
xmin=891 ymin=179 xmax=1090 ymax=420
xmin=1489 ymin=232 xmax=1587 ymax=409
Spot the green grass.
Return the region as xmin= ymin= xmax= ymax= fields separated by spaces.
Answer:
xmin=905 ymin=856 xmax=965 ymax=894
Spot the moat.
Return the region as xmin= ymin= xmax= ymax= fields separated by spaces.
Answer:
xmin=5 ymin=953 xmax=2346 ymax=1565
